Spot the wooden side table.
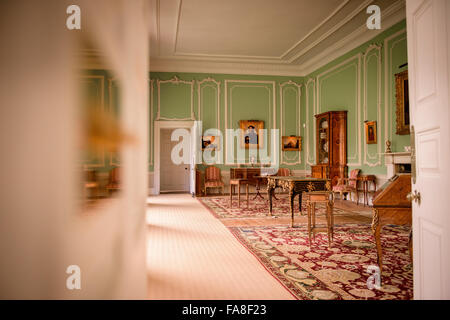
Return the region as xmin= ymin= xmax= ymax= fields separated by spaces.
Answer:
xmin=304 ymin=191 xmax=334 ymax=248
xmin=358 ymin=175 xmax=377 ymax=206
xmin=229 ymin=178 xmax=249 ymax=208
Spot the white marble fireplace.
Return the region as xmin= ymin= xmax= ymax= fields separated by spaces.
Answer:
xmin=383 ymin=152 xmax=412 ymax=178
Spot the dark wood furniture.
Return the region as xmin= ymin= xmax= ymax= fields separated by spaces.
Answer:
xmin=358 ymin=174 xmax=377 ymax=206
xmin=229 ymin=179 xmax=249 ymax=208
xmin=266 ymin=176 xmax=331 ymax=227
xmin=371 ymin=174 xmax=412 ymax=272
xmin=304 ymin=191 xmax=335 ymax=248
xmin=204 ymin=166 xmax=225 ymax=195
xmin=195 ymin=168 xmax=203 ymax=196
xmin=311 ymin=111 xmax=348 ymax=187
xmin=230 ymin=168 xmax=260 ymax=208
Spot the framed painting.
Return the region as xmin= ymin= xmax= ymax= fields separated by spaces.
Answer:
xmin=239 ymin=120 xmax=264 ymax=149
xmin=395 ymin=70 xmax=410 ymax=135
xmin=282 ymin=136 xmax=302 ymax=151
xmin=365 ymin=121 xmax=377 ymax=144
xmin=201 ymin=136 xmax=219 ymax=150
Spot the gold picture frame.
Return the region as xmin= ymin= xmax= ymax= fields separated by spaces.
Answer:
xmin=395 ymin=70 xmax=410 ymax=135
xmin=282 ymin=136 xmax=302 ymax=151
xmin=365 ymin=121 xmax=377 ymax=144
xmin=239 ymin=120 xmax=264 ymax=149
xmin=201 ymin=136 xmax=219 ymax=150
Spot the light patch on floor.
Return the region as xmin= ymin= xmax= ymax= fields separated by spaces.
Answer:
xmin=146 ymin=194 xmax=295 ymax=300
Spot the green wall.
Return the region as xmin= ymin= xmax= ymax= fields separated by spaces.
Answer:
xmin=80 ymin=69 xmax=121 ymax=172
xmin=149 ymin=73 xmax=305 ymax=172
xmin=82 ymin=20 xmax=409 ymax=176
xmin=304 ymin=20 xmax=409 ymax=175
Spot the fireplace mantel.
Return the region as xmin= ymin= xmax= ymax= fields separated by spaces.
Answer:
xmin=381 ymin=152 xmax=412 ymax=177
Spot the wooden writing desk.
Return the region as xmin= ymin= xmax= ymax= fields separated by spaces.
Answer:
xmin=372 ymin=174 xmax=412 ymax=272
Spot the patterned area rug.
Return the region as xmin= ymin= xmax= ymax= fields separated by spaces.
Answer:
xmin=228 ymin=224 xmax=413 ymax=300
xmin=199 ymin=195 xmax=364 ymax=219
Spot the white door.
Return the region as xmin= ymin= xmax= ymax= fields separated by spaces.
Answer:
xmin=406 ymin=0 xmax=450 ymax=299
xmin=160 ymin=129 xmax=190 ymax=192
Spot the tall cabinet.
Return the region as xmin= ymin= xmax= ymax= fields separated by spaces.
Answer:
xmin=311 ymin=111 xmax=347 ymax=186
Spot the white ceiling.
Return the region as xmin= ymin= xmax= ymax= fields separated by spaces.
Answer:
xmin=149 ymin=0 xmax=406 ymax=76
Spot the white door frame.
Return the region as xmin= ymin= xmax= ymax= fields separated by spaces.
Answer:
xmin=153 ymin=120 xmax=195 ymax=195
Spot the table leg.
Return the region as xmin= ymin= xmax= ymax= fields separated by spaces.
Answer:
xmin=372 ymin=211 xmax=383 ymax=272
xmin=253 ymin=180 xmax=264 ymax=200
xmin=307 ymin=202 xmax=312 ymax=246
xmin=312 ymin=202 xmax=316 ymax=241
xmin=230 ymin=185 xmax=233 ymax=208
xmin=290 ymin=192 xmax=295 ymax=227
xmin=298 ymin=193 xmax=303 ymax=215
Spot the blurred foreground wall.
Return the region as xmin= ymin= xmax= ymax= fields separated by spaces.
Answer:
xmin=0 ymin=0 xmax=150 ymax=299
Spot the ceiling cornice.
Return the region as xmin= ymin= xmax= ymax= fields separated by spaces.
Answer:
xmin=149 ymin=1 xmax=406 ymax=77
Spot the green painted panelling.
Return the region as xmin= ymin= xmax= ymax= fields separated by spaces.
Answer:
xmin=80 ymin=69 xmax=121 ymax=172
xmin=304 ymin=19 xmax=409 ymax=175
xmin=200 ymin=86 xmax=217 ymax=129
xmin=149 ymin=72 xmax=304 ymax=172
xmin=159 ymin=83 xmax=192 ymax=119
xmin=319 ymin=62 xmax=359 ymax=164
xmin=388 ymin=32 xmax=409 ymax=151
xmin=82 ymin=20 xmax=409 ymax=177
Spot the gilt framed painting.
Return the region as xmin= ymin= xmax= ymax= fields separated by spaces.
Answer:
xmin=365 ymin=121 xmax=377 ymax=144
xmin=282 ymin=136 xmax=302 ymax=151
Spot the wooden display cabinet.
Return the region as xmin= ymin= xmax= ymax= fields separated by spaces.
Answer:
xmin=311 ymin=111 xmax=348 ymax=186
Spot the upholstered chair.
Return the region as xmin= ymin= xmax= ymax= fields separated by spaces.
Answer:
xmin=204 ymin=166 xmax=225 ymax=196
xmin=332 ymin=169 xmax=361 ymax=204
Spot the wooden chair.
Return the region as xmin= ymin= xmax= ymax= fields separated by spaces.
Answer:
xmin=277 ymin=168 xmax=291 ymax=176
xmin=105 ymin=167 xmax=121 ymax=195
xmin=204 ymin=166 xmax=224 ymax=196
xmin=229 ymin=168 xmax=249 ymax=208
xmin=332 ymin=169 xmax=360 ymax=204
xmin=304 ymin=191 xmax=335 ymax=248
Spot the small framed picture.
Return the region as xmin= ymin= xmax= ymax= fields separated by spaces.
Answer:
xmin=239 ymin=120 xmax=264 ymax=149
xmin=202 ymin=136 xmax=219 ymax=150
xmin=365 ymin=121 xmax=377 ymax=144
xmin=282 ymin=136 xmax=302 ymax=151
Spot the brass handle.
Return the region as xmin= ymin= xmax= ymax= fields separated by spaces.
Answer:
xmin=406 ymin=190 xmax=421 ymax=205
